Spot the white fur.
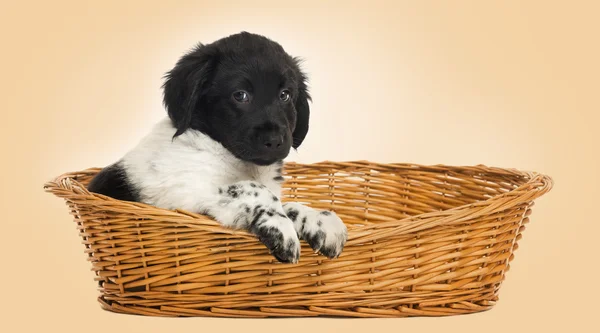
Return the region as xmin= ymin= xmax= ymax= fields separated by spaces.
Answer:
xmin=123 ymin=117 xmax=282 ymax=211
xmin=283 ymin=202 xmax=348 ymax=258
xmin=120 ymin=117 xmax=347 ymax=262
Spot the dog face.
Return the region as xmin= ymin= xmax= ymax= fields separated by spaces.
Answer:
xmin=162 ymin=32 xmax=311 ymax=165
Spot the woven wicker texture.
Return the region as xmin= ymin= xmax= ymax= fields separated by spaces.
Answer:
xmin=44 ymin=161 xmax=552 ymax=318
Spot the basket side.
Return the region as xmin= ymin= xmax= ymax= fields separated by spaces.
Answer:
xmin=44 ymin=169 xmax=262 ymax=300
xmin=43 ymin=163 xmax=553 ymax=318
xmin=43 ymin=169 xmax=239 ymax=231
xmin=282 ymin=161 xmax=553 ymax=241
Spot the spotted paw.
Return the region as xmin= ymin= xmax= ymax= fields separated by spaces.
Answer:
xmin=251 ymin=212 xmax=300 ymax=263
xmin=284 ymin=203 xmax=348 ymax=259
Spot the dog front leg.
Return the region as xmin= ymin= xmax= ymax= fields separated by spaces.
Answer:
xmin=204 ymin=180 xmax=300 ymax=263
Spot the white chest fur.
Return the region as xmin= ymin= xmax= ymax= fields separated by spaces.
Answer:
xmin=122 ymin=117 xmax=283 ymax=212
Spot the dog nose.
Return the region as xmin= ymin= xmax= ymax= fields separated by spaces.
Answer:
xmin=263 ymin=133 xmax=283 ymax=149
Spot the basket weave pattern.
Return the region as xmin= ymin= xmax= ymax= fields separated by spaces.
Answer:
xmin=45 ymin=161 xmax=552 ymax=318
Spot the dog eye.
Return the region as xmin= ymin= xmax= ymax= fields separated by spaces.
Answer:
xmin=279 ymin=90 xmax=291 ymax=102
xmin=232 ymin=91 xmax=250 ymax=103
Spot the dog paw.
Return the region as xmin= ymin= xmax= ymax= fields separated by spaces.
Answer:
xmin=306 ymin=211 xmax=348 ymax=259
xmin=284 ymin=204 xmax=348 ymax=259
xmin=251 ymin=212 xmax=300 ymax=263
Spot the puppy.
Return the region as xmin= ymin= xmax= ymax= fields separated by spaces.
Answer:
xmin=87 ymin=32 xmax=347 ymax=263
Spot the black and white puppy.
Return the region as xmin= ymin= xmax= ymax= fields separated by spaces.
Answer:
xmin=87 ymin=32 xmax=347 ymax=263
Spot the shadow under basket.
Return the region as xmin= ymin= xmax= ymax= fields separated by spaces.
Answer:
xmin=44 ymin=161 xmax=552 ymax=318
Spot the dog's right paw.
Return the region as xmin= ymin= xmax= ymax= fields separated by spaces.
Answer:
xmin=283 ymin=203 xmax=348 ymax=259
xmin=251 ymin=212 xmax=300 ymax=263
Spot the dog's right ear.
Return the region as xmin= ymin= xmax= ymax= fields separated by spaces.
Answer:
xmin=291 ymin=58 xmax=311 ymax=149
xmin=162 ymin=44 xmax=217 ymax=137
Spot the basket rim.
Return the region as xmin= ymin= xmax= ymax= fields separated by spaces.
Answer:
xmin=44 ymin=160 xmax=553 ymax=241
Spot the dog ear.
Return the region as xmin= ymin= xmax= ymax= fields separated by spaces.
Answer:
xmin=162 ymin=44 xmax=216 ymax=137
xmin=292 ymin=61 xmax=311 ymax=149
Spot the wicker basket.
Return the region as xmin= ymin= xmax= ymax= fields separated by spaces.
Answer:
xmin=44 ymin=161 xmax=552 ymax=318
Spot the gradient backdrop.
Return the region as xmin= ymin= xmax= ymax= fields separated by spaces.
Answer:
xmin=2 ymin=1 xmax=598 ymax=332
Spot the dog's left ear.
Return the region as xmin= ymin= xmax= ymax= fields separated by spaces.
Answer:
xmin=292 ymin=62 xmax=311 ymax=149
xmin=162 ymin=44 xmax=217 ymax=137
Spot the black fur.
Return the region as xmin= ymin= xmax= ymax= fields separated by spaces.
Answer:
xmin=250 ymin=208 xmax=266 ymax=228
xmin=286 ymin=208 xmax=299 ymax=222
xmin=81 ymin=32 xmax=345 ymax=264
xmin=87 ymin=161 xmax=138 ymax=202
xmin=300 ymin=216 xmax=307 ymax=235
xmin=88 ymin=32 xmax=310 ymax=201
xmin=319 ymin=243 xmax=341 ymax=259
xmin=305 ymin=230 xmax=326 ymax=252
xmin=163 ymin=31 xmax=311 ymax=166
xmin=241 ymin=204 xmax=251 ymax=214
xmin=227 ymin=185 xmax=243 ymax=198
xmin=254 ymin=225 xmax=299 ymax=263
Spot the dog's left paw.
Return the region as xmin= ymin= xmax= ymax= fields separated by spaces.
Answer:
xmin=284 ymin=203 xmax=348 ymax=259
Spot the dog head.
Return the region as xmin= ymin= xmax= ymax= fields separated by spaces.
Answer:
xmin=162 ymin=32 xmax=311 ymax=165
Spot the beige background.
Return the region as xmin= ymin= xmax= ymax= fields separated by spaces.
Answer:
xmin=1 ymin=0 xmax=598 ymax=332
